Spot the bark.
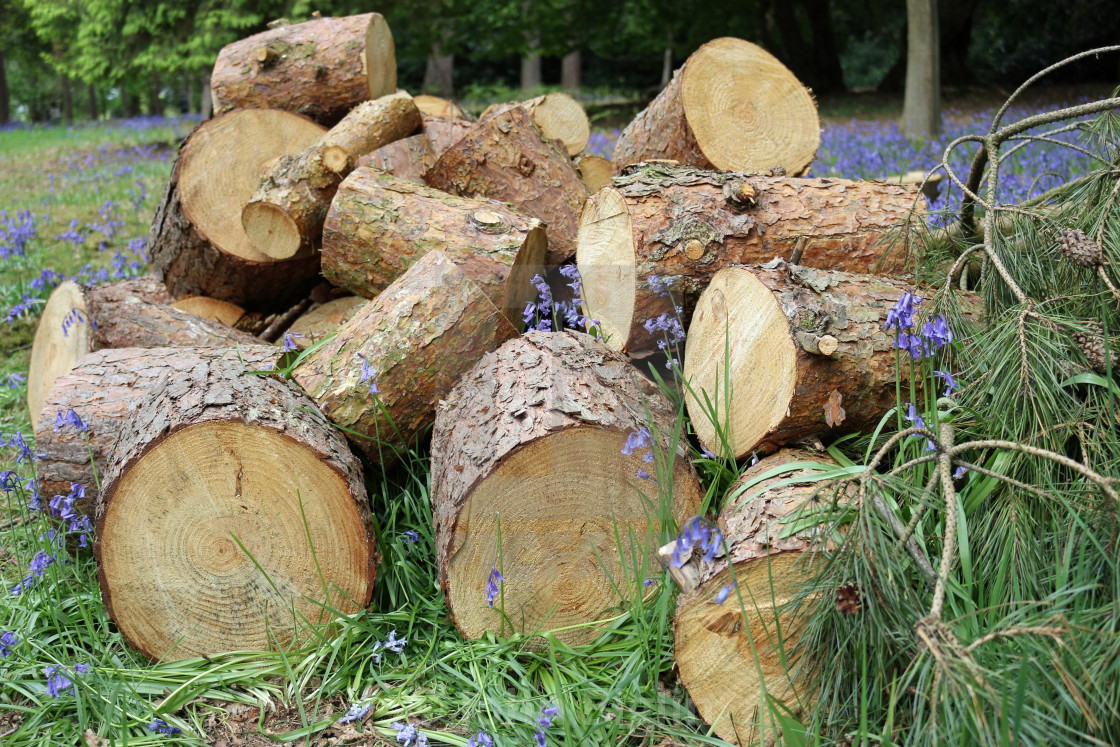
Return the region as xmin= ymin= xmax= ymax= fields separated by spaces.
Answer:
xmin=148 ymin=110 xmax=326 ymax=309
xmin=241 ymin=92 xmax=422 ymax=260
xmin=804 ymin=0 xmax=844 ymax=94
xmin=86 ymin=83 xmax=98 ymax=121
xmin=430 ymin=330 xmax=704 ymax=644
xmin=561 ymin=50 xmax=581 ymax=90
xmin=35 ymin=345 xmax=277 ymax=510
xmin=210 ymin=13 xmax=396 ymax=126
xmin=520 ymin=52 xmax=542 ymax=91
xmin=122 ymin=89 xmax=140 ymax=118
xmin=422 ymin=115 xmax=475 ymax=159
xmin=355 ymin=133 xmax=436 ymax=183
xmin=479 ymin=92 xmax=590 ymax=156
xmin=612 ymin=37 xmax=819 ymax=176
xmin=322 ymin=168 xmax=546 ymax=324
xmin=95 ymin=357 xmax=376 ymax=662
xmin=425 ymin=106 xmax=589 ymax=266
xmin=577 ymin=163 xmax=924 ymax=357
xmin=294 ymin=250 xmax=518 ymax=467
xmin=901 ymin=0 xmax=941 ymax=139
xmin=147 ymin=70 xmax=161 ymax=116
xmin=285 ymin=296 xmax=368 ymax=350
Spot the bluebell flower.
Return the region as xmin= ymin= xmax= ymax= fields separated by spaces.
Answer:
xmin=390 ymin=721 xmax=427 ymax=746
xmin=0 ymin=630 xmax=17 ymax=657
xmin=466 ymin=733 xmax=493 ymax=747
xmin=147 ymin=718 xmax=182 ymax=735
xmin=4 ymin=373 xmax=25 ymax=389
xmin=337 ymin=702 xmax=372 ymax=724
xmin=935 ymin=370 xmax=957 ymax=396
xmin=953 ymin=465 xmax=968 ymax=479
xmin=282 ymin=332 xmax=304 ymax=352
xmin=356 ymin=353 xmax=380 ymax=396
xmin=621 ymin=427 xmax=651 ymax=456
xmin=372 ymin=629 xmax=407 ymax=663
xmin=485 ymin=566 xmax=503 ymax=608
xmin=714 ymin=581 xmax=737 ymax=605
xmin=402 ymin=530 xmax=419 ymax=544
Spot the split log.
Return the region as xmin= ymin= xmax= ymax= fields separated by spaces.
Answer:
xmin=149 ymin=110 xmax=326 ymax=309
xmin=430 ymin=330 xmax=704 ymax=645
xmin=612 ymin=37 xmax=819 ymax=176
xmin=242 ymin=91 xmax=422 ymax=260
xmin=26 ymin=278 xmax=258 ymax=429
xmin=577 ymin=163 xmax=922 ymax=357
xmin=480 ymin=92 xmax=590 ymax=156
xmin=682 ymin=263 xmax=977 ymax=459
xmin=95 ymin=356 xmax=376 ymax=662
xmin=210 ymin=13 xmax=396 ymax=125
xmin=285 ymin=296 xmax=368 ymax=350
xmin=414 ymin=94 xmax=471 ymax=120
xmin=355 ymin=133 xmax=435 ymax=183
xmin=293 ymin=251 xmax=517 ymax=466
xmin=425 ymin=107 xmax=589 ymax=266
xmin=170 ymin=297 xmax=246 ymax=327
xmin=675 ymin=450 xmax=845 ymax=746
xmin=35 ymin=346 xmax=278 ymax=511
xmin=573 ymin=154 xmax=612 ymax=193
xmin=322 ymin=168 xmax=546 ymax=324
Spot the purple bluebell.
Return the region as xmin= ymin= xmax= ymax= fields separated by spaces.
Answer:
xmin=147 ymin=718 xmax=182 ymax=735
xmin=485 ymin=566 xmax=504 ymax=608
xmin=953 ymin=465 xmax=968 ymax=479
xmin=4 ymin=373 xmax=25 ymax=389
xmin=390 ymin=721 xmax=428 ymax=746
xmin=466 ymin=733 xmax=493 ymax=747
xmin=282 ymin=332 xmax=304 ymax=352
xmin=44 ymin=664 xmax=81 ymax=698
xmin=402 ymin=530 xmax=419 ymax=544
xmin=935 ymin=370 xmax=957 ymax=396
xmin=372 ymin=629 xmax=407 ymax=663
xmin=885 ymin=292 xmax=922 ymax=333
xmin=356 ymin=353 xmax=380 ymax=396
xmin=337 ymin=702 xmax=372 ymax=724
xmin=715 ymin=581 xmax=737 ymax=605
xmin=621 ymin=427 xmax=651 ymax=456
xmin=0 ymin=631 xmax=17 ymax=657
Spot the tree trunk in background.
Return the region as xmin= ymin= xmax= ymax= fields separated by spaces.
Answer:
xmin=769 ymin=0 xmax=812 ymax=87
xmin=423 ymin=45 xmax=455 ymax=98
xmin=200 ymin=74 xmax=212 ymax=118
xmin=0 ymin=48 xmax=9 ymax=125
xmin=561 ymin=50 xmax=580 ymax=90
xmin=939 ymin=0 xmax=980 ymax=86
xmin=803 ymin=0 xmax=844 ymax=93
xmin=661 ymin=33 xmax=674 ymax=88
xmin=185 ymin=74 xmax=195 ymax=114
xmin=123 ymin=89 xmax=140 ymax=118
xmin=521 ymin=50 xmax=542 ymax=91
xmin=148 ymin=70 xmax=161 ymax=115
xmin=86 ymin=83 xmax=98 ymax=121
xmin=59 ymin=73 xmax=73 ymax=122
xmin=901 ymin=0 xmax=941 ymax=139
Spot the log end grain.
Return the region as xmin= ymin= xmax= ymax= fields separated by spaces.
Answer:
xmin=241 ymin=200 xmax=303 ymax=260
xmin=170 ymin=297 xmax=247 ymax=328
xmin=576 ymin=187 xmax=635 ymax=352
xmin=27 ymin=281 xmax=93 ymax=430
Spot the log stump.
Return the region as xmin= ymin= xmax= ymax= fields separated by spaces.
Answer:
xmin=683 ymin=263 xmax=945 ymax=459
xmin=293 ymin=251 xmax=517 ymax=466
xmin=35 ymin=346 xmax=278 ymax=512
xmin=425 ymin=107 xmax=589 ymax=266
xmin=322 ymin=168 xmax=546 ymax=325
xmin=573 ymin=154 xmax=612 ymax=193
xmin=242 ymin=91 xmax=422 ymax=260
xmin=430 ymin=331 xmax=703 ymax=645
xmin=577 ymin=163 xmax=922 ymax=357
xmin=612 ymin=37 xmax=819 ymax=175
xmin=95 ymin=358 xmax=376 ymax=662
xmin=210 ymin=13 xmax=396 ymax=126
xmin=149 ymin=110 xmax=326 ymax=309
xmin=675 ymin=450 xmax=845 ymax=745
xmin=285 ymin=296 xmax=368 ymax=350
xmin=480 ymin=92 xmax=590 ymax=156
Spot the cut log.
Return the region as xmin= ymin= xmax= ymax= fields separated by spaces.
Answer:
xmin=355 ymin=133 xmax=436 ymax=183
xmin=94 ymin=356 xmax=376 ymax=662
xmin=26 ymin=278 xmax=258 ymax=430
xmin=293 ymin=251 xmax=518 ymax=466
xmin=35 ymin=346 xmax=278 ymax=512
xmin=242 ymin=91 xmax=422 ymax=260
xmin=612 ymin=37 xmax=819 ymax=176
xmin=322 ymin=168 xmax=546 ymax=324
xmin=480 ymin=92 xmax=590 ymax=156
xmin=210 ymin=13 xmax=396 ymax=125
xmin=682 ymin=263 xmax=976 ymax=459
xmin=414 ymin=94 xmax=471 ymax=120
xmin=675 ymin=449 xmax=844 ymax=746
xmin=170 ymin=297 xmax=246 ymax=327
xmin=285 ymin=296 xmax=368 ymax=350
xmin=149 ymin=110 xmax=326 ymax=309
xmin=577 ymin=163 xmax=922 ymax=357
xmin=425 ymin=107 xmax=589 ymax=266
xmin=573 ymin=154 xmax=612 ymax=193
xmin=430 ymin=330 xmax=704 ymax=645
xmin=422 ymin=115 xmax=475 ymax=159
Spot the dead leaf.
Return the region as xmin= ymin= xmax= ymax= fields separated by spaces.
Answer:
xmin=83 ymin=730 xmax=110 ymax=747
xmin=824 ymin=388 xmax=846 ymax=427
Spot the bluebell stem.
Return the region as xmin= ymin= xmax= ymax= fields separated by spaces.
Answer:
xmin=337 ymin=702 xmax=372 ymax=724
xmin=485 ymin=566 xmax=503 ymax=608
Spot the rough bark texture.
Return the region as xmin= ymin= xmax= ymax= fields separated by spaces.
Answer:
xmin=901 ymin=0 xmax=942 ymax=140
xmin=425 ymin=107 xmax=589 ymax=266
xmin=355 ymin=133 xmax=436 ymax=183
xmin=286 ymin=296 xmax=368 ymax=350
xmin=674 ymin=450 xmax=843 ymax=746
xmin=95 ymin=357 xmax=376 ymax=662
xmin=319 ymin=91 xmax=422 ymax=175
xmin=577 ymin=163 xmax=924 ymax=357
xmin=210 ymin=13 xmax=396 ymax=126
xmin=148 ymin=112 xmax=325 ymax=310
xmin=322 ymin=168 xmax=547 ymax=324
xmin=479 ymin=92 xmax=590 ymax=156
xmin=422 ymin=115 xmax=475 ymax=159
xmin=430 ymin=330 xmax=703 ymax=644
xmin=612 ymin=38 xmax=818 ymax=176
xmin=294 ymin=251 xmax=517 ymax=467
xmin=35 ymin=346 xmax=277 ymax=512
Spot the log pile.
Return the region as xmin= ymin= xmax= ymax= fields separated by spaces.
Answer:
xmin=26 ymin=16 xmax=950 ymax=708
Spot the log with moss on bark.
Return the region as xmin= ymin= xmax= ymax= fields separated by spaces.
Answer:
xmin=210 ymin=13 xmax=396 ymax=126
xmin=356 ymin=133 xmax=435 ymax=183
xmin=422 ymin=115 xmax=475 ymax=158
xmin=425 ymin=107 xmax=589 ymax=266
xmin=429 ymin=330 xmax=704 ymax=646
xmin=480 ymin=92 xmax=590 ymax=156
xmin=612 ymin=37 xmax=819 ymax=176
xmin=577 ymin=163 xmax=923 ymax=357
xmin=293 ymin=251 xmax=517 ymax=467
xmin=95 ymin=356 xmax=377 ymax=662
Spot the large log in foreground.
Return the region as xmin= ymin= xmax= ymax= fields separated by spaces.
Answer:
xmin=294 ymin=251 xmax=517 ymax=466
xmin=210 ymin=13 xmax=396 ymax=125
xmin=241 ymin=91 xmax=422 ymax=260
xmin=35 ymin=346 xmax=278 ymax=512
xmin=480 ymin=92 xmax=590 ymax=156
xmin=425 ymin=107 xmax=589 ymax=266
xmin=95 ymin=358 xmax=376 ymax=662
xmin=430 ymin=331 xmax=703 ymax=645
xmin=322 ymin=168 xmax=546 ymax=324
xmin=577 ymin=163 xmax=922 ymax=357
xmin=149 ymin=110 xmax=326 ymax=309
xmin=675 ymin=450 xmax=845 ymax=746
xmin=683 ymin=263 xmax=949 ymax=460
xmin=612 ymin=37 xmax=819 ymax=175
